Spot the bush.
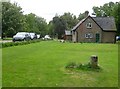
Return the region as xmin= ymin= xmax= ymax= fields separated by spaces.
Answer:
xmin=65 ymin=62 xmax=101 ymax=71
xmin=2 ymin=39 xmax=41 ymax=48
xmin=65 ymin=62 xmax=77 ymax=68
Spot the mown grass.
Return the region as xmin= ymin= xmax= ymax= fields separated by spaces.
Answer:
xmin=2 ymin=38 xmax=12 ymax=40
xmin=2 ymin=41 xmax=118 ymax=87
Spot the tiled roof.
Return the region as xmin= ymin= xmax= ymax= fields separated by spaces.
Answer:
xmin=71 ymin=15 xmax=117 ymax=31
xmin=93 ymin=17 xmax=116 ymax=31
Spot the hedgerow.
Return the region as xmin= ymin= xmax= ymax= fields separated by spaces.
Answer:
xmin=2 ymin=39 xmax=41 ymax=48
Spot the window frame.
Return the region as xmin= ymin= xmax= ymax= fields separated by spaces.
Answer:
xmin=85 ymin=33 xmax=93 ymax=38
xmin=86 ymin=22 xmax=92 ymax=29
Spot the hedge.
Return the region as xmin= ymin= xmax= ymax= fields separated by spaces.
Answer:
xmin=1 ymin=39 xmax=42 ymax=48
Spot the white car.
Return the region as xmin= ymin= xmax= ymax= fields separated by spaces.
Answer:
xmin=44 ymin=35 xmax=51 ymax=40
xmin=37 ymin=34 xmax=40 ymax=39
xmin=29 ymin=33 xmax=37 ymax=40
xmin=42 ymin=35 xmax=52 ymax=40
xmin=13 ymin=32 xmax=31 ymax=42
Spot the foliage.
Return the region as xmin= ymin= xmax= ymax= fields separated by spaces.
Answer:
xmin=48 ymin=12 xmax=78 ymax=39
xmin=2 ymin=2 xmax=25 ymax=38
xmin=25 ymin=13 xmax=48 ymax=37
xmin=61 ymin=12 xmax=78 ymax=30
xmin=65 ymin=62 xmax=100 ymax=71
xmin=92 ymin=2 xmax=120 ymax=35
xmin=2 ymin=39 xmax=41 ymax=48
xmin=47 ymin=21 xmax=54 ymax=37
xmin=35 ymin=16 xmax=48 ymax=36
xmin=78 ymin=11 xmax=89 ymax=21
xmin=78 ymin=13 xmax=85 ymax=21
xmin=52 ymin=15 xmax=66 ymax=39
xmin=2 ymin=2 xmax=48 ymax=39
xmin=65 ymin=62 xmax=77 ymax=68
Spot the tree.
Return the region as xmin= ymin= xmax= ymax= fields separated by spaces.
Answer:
xmin=2 ymin=2 xmax=48 ymax=38
xmin=78 ymin=11 xmax=89 ymax=21
xmin=25 ymin=13 xmax=38 ymax=32
xmin=47 ymin=21 xmax=54 ymax=37
xmin=49 ymin=12 xmax=79 ymax=38
xmin=113 ymin=2 xmax=120 ymax=35
xmin=52 ymin=16 xmax=66 ymax=39
xmin=35 ymin=16 xmax=48 ymax=36
xmin=2 ymin=2 xmax=25 ymax=38
xmin=92 ymin=2 xmax=115 ymax=17
xmin=60 ymin=12 xmax=78 ymax=30
xmin=78 ymin=13 xmax=85 ymax=21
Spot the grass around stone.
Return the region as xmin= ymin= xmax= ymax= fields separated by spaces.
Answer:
xmin=2 ymin=41 xmax=118 ymax=87
xmin=65 ymin=62 xmax=101 ymax=71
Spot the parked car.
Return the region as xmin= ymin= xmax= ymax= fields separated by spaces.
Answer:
xmin=13 ymin=32 xmax=31 ymax=42
xmin=37 ymin=34 xmax=40 ymax=39
xmin=42 ymin=35 xmax=52 ymax=40
xmin=29 ymin=33 xmax=37 ymax=40
xmin=116 ymin=36 xmax=120 ymax=41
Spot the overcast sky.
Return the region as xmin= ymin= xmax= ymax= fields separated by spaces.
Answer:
xmin=10 ymin=0 xmax=119 ymax=23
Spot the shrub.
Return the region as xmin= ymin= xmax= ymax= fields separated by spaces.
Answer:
xmin=2 ymin=39 xmax=41 ymax=48
xmin=65 ymin=62 xmax=101 ymax=71
xmin=65 ymin=62 xmax=77 ymax=68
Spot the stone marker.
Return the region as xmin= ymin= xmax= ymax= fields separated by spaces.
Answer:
xmin=90 ymin=55 xmax=98 ymax=68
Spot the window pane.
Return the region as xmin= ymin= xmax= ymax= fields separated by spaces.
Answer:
xmin=85 ymin=33 xmax=93 ymax=38
xmin=86 ymin=22 xmax=92 ymax=28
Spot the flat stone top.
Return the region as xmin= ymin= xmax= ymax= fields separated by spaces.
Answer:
xmin=91 ymin=55 xmax=98 ymax=57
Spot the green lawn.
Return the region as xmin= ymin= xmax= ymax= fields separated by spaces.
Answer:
xmin=2 ymin=38 xmax=12 ymax=40
xmin=2 ymin=41 xmax=118 ymax=87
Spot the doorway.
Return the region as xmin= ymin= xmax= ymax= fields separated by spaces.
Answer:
xmin=96 ymin=33 xmax=100 ymax=43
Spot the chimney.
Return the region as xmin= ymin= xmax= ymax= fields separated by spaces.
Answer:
xmin=84 ymin=11 xmax=89 ymax=17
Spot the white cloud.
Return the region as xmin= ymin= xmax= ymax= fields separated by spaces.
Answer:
xmin=10 ymin=0 xmax=119 ymax=23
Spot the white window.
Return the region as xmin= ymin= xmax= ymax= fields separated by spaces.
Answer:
xmin=85 ymin=33 xmax=93 ymax=38
xmin=86 ymin=22 xmax=92 ymax=28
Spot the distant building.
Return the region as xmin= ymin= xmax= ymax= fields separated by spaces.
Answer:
xmin=64 ymin=30 xmax=72 ymax=41
xmin=65 ymin=15 xmax=117 ymax=43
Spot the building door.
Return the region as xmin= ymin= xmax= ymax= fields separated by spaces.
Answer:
xmin=96 ymin=33 xmax=100 ymax=43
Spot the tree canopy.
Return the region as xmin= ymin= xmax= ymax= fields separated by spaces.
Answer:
xmin=2 ymin=2 xmax=48 ymax=38
xmin=2 ymin=2 xmax=25 ymax=37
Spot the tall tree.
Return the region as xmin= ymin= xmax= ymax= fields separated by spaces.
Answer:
xmin=25 ymin=13 xmax=38 ymax=32
xmin=113 ymin=2 xmax=120 ymax=35
xmin=78 ymin=13 xmax=85 ymax=21
xmin=92 ymin=2 xmax=115 ymax=17
xmin=52 ymin=16 xmax=66 ymax=39
xmin=35 ymin=16 xmax=48 ymax=36
xmin=2 ymin=2 xmax=25 ymax=38
xmin=61 ymin=12 xmax=78 ymax=30
xmin=49 ymin=12 xmax=78 ymax=38
xmin=47 ymin=21 xmax=54 ymax=37
xmin=78 ymin=11 xmax=89 ymax=21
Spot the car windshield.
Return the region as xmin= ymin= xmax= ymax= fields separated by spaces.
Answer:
xmin=30 ymin=33 xmax=35 ymax=35
xmin=16 ymin=33 xmax=26 ymax=36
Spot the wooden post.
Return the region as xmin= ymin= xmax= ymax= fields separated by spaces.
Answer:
xmin=90 ymin=55 xmax=98 ymax=68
